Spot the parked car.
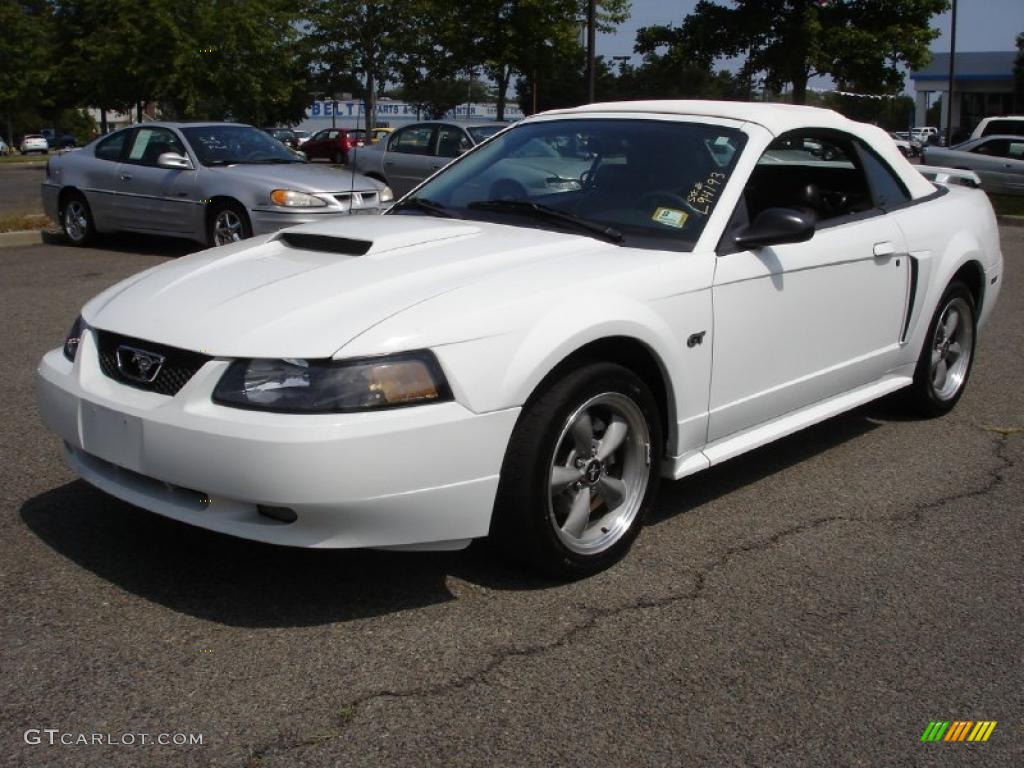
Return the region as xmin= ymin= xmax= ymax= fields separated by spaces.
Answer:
xmin=20 ymin=134 xmax=49 ymax=154
xmin=41 ymin=122 xmax=392 ymax=247
xmin=293 ymin=129 xmax=311 ymax=146
xmin=922 ymin=135 xmax=1024 ymax=195
xmin=351 ymin=120 xmax=507 ymax=196
xmin=36 ymin=101 xmax=1003 ymax=577
xmin=301 ymin=127 xmax=363 ymax=164
xmin=0 ymin=136 xmax=10 ymax=155
xmin=911 ymin=126 xmax=940 ymax=144
xmin=368 ymin=127 xmax=393 ymax=144
xmin=263 ymin=127 xmax=300 ymax=150
xmin=889 ymin=132 xmax=922 ymax=158
xmin=969 ymin=115 xmax=1024 ymax=140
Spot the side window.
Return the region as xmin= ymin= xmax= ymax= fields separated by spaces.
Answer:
xmin=94 ymin=130 xmax=128 ymax=162
xmin=856 ymin=143 xmax=910 ymax=209
xmin=972 ymin=140 xmax=1007 ymax=157
xmin=982 ymin=120 xmax=1024 ymax=137
xmin=326 ymin=130 xmax=340 ymax=140
xmin=743 ymin=132 xmax=872 ymax=226
xmin=390 ymin=125 xmax=435 ymax=155
xmin=125 ymin=128 xmax=187 ymax=166
xmin=310 ymin=130 xmax=326 ymax=141
xmin=1009 ymin=141 xmax=1024 ymax=160
xmin=435 ymin=125 xmax=472 ymax=158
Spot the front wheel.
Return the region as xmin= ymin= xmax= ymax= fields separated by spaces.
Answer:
xmin=491 ymin=362 xmax=662 ymax=578
xmin=207 ymin=202 xmax=252 ymax=247
xmin=60 ymin=192 xmax=95 ymax=246
xmin=905 ymin=281 xmax=977 ymax=416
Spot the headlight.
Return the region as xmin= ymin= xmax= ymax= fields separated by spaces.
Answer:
xmin=379 ymin=185 xmax=394 ymax=203
xmin=63 ymin=315 xmax=85 ymax=361
xmin=270 ymin=189 xmax=327 ymax=207
xmin=212 ymin=352 xmax=452 ymax=413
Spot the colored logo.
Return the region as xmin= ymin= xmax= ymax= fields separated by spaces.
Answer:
xmin=921 ymin=721 xmax=997 ymax=742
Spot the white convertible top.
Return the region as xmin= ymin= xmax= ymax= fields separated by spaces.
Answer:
xmin=541 ymin=100 xmax=937 ymax=200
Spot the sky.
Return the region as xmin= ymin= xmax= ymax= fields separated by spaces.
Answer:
xmin=599 ymin=0 xmax=1024 ymax=91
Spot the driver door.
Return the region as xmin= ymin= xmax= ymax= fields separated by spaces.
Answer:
xmin=708 ymin=132 xmax=911 ymax=442
xmin=114 ymin=127 xmax=197 ymax=234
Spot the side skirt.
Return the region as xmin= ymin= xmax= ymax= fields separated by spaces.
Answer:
xmin=665 ymin=374 xmax=913 ymax=479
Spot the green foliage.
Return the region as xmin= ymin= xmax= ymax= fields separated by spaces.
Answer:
xmin=650 ymin=0 xmax=949 ymax=104
xmin=0 ymin=0 xmax=54 ymax=141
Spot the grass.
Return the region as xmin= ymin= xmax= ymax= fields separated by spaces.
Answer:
xmin=989 ymin=194 xmax=1024 ymax=218
xmin=0 ymin=212 xmax=51 ymax=233
xmin=0 ymin=154 xmax=48 ymax=165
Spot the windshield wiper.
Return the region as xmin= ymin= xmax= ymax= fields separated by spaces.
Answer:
xmin=391 ymin=197 xmax=459 ymax=218
xmin=204 ymin=160 xmax=236 ymax=167
xmin=467 ymin=199 xmax=623 ymax=243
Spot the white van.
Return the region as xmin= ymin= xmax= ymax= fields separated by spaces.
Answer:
xmin=970 ymin=116 xmax=1024 ymax=140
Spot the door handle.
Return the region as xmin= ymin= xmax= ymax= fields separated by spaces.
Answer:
xmin=119 ymin=174 xmax=132 ymax=182
xmin=873 ymin=241 xmax=895 ymax=258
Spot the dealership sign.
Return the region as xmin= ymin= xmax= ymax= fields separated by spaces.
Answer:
xmin=306 ymin=100 xmax=523 ymax=121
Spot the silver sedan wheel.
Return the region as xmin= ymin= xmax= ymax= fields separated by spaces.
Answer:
xmin=213 ymin=209 xmax=244 ymax=245
xmin=63 ymin=200 xmax=89 ymax=242
xmin=547 ymin=392 xmax=650 ymax=555
xmin=930 ymin=296 xmax=974 ymax=401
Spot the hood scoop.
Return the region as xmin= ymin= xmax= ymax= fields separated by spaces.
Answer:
xmin=277 ymin=231 xmax=372 ymax=255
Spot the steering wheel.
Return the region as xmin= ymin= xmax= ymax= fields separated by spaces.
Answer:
xmin=636 ymin=190 xmax=688 ymax=210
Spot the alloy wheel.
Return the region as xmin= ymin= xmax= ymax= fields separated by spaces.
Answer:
xmin=930 ymin=296 xmax=974 ymax=401
xmin=213 ymin=209 xmax=243 ymax=245
xmin=547 ymin=392 xmax=650 ymax=555
xmin=63 ymin=200 xmax=88 ymax=242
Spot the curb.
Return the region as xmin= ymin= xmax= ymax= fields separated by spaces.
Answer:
xmin=0 ymin=229 xmax=63 ymax=248
xmin=996 ymin=215 xmax=1024 ymax=228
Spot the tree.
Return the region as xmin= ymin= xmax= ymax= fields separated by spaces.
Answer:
xmin=644 ymin=0 xmax=949 ymax=105
xmin=308 ymin=0 xmax=425 ymax=132
xmin=0 ymin=0 xmax=54 ymax=143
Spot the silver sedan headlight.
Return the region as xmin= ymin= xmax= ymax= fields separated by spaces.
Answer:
xmin=270 ymin=189 xmax=327 ymax=207
xmin=380 ymin=185 xmax=394 ymax=203
xmin=212 ymin=352 xmax=452 ymax=413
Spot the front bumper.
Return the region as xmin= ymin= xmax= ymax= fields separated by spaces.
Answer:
xmin=248 ymin=207 xmax=381 ymax=237
xmin=36 ymin=331 xmax=519 ymax=549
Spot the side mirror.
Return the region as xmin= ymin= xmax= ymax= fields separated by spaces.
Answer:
xmin=733 ymin=207 xmax=815 ymax=250
xmin=157 ymin=152 xmax=193 ymax=170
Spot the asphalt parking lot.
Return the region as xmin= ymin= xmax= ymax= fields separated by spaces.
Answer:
xmin=0 ymin=162 xmax=46 ymax=216
xmin=2 ymin=228 xmax=1022 ymax=767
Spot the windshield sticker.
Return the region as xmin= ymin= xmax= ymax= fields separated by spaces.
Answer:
xmin=651 ymin=207 xmax=689 ymax=229
xmin=685 ymin=172 xmax=727 ymax=215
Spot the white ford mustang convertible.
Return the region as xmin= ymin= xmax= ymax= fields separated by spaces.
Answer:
xmin=37 ymin=101 xmax=1003 ymax=577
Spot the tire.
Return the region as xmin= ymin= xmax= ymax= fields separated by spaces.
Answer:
xmin=904 ymin=280 xmax=977 ymax=417
xmin=207 ymin=201 xmax=252 ymax=247
xmin=60 ymin=191 xmax=96 ymax=246
xmin=491 ymin=362 xmax=662 ymax=578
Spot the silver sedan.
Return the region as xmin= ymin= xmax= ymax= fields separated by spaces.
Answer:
xmin=922 ymin=135 xmax=1024 ymax=195
xmin=42 ymin=122 xmax=393 ymax=247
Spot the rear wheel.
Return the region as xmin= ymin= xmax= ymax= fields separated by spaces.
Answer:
xmin=60 ymin=191 xmax=95 ymax=246
xmin=491 ymin=362 xmax=662 ymax=578
xmin=905 ymin=281 xmax=976 ymax=416
xmin=207 ymin=202 xmax=252 ymax=247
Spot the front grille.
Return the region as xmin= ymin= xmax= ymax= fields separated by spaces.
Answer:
xmin=95 ymin=330 xmax=212 ymax=396
xmin=333 ymin=191 xmax=379 ymax=207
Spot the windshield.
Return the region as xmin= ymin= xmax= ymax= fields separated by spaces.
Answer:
xmin=182 ymin=125 xmax=302 ymax=165
xmin=468 ymin=124 xmax=505 ymax=143
xmin=403 ymin=118 xmax=746 ymax=250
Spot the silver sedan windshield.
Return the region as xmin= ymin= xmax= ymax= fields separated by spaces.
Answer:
xmin=182 ymin=125 xmax=301 ymax=166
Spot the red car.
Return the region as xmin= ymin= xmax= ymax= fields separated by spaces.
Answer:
xmin=302 ymin=128 xmax=364 ymax=164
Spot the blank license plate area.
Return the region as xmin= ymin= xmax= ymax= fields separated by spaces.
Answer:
xmin=80 ymin=402 xmax=143 ymax=472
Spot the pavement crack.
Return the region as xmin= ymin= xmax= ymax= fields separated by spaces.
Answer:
xmin=239 ymin=429 xmax=1017 ymax=766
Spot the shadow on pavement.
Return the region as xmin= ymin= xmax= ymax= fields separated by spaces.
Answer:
xmin=21 ymin=404 xmax=890 ymax=627
xmin=43 ymin=230 xmax=202 ymax=258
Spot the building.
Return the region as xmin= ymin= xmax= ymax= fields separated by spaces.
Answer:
xmin=910 ymin=51 xmax=1017 ymax=134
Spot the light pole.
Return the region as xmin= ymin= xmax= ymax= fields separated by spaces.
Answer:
xmin=945 ymin=0 xmax=958 ymax=145
xmin=585 ymin=0 xmax=596 ymax=103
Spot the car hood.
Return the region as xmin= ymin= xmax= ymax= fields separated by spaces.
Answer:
xmin=83 ymin=216 xmax=611 ymax=358
xmin=206 ymin=162 xmax=379 ymax=193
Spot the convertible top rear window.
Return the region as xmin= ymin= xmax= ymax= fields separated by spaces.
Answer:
xmin=406 ymin=118 xmax=747 ymax=251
